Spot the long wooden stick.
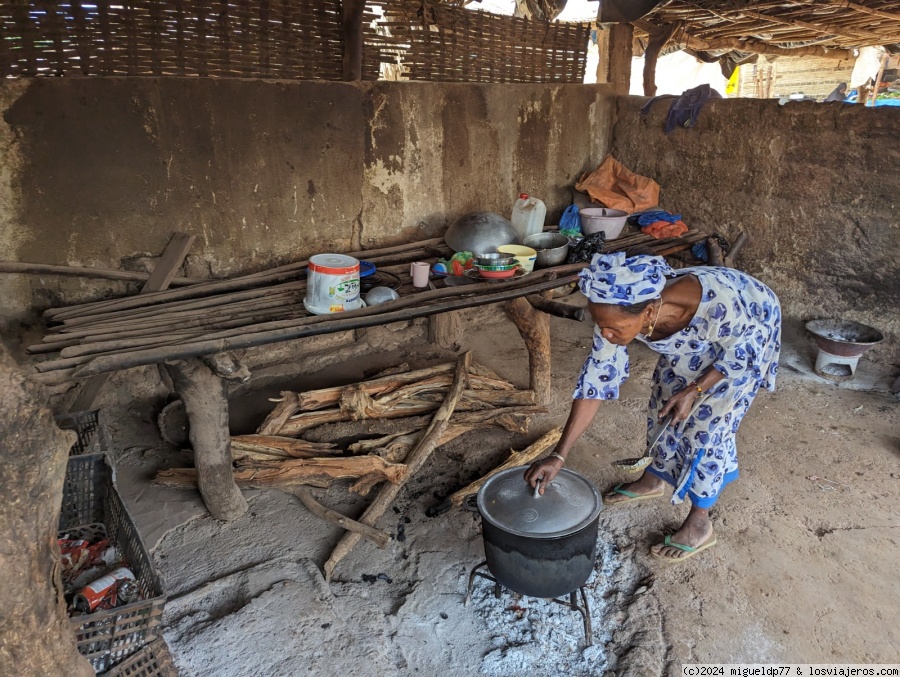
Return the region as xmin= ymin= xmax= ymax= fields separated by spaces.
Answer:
xmin=288 ymin=487 xmax=391 ymax=548
xmin=0 ymin=260 xmax=203 ymax=285
xmin=447 ymin=427 xmax=562 ymax=506
xmin=323 ymin=351 xmax=472 ymax=581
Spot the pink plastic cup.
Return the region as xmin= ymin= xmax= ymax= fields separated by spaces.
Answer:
xmin=410 ymin=261 xmax=430 ymax=288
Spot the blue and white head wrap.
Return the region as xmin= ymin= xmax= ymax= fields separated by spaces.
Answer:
xmin=578 ymin=253 xmax=673 ymax=306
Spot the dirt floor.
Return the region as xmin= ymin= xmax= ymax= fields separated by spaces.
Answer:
xmin=77 ymin=302 xmax=898 ymax=676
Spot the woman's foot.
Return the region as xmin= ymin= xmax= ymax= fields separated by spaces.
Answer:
xmin=650 ymin=507 xmax=716 ymax=562
xmin=603 ymin=472 xmax=667 ymax=505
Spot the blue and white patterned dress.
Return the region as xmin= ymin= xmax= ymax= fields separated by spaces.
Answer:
xmin=573 ymin=267 xmax=782 ymax=508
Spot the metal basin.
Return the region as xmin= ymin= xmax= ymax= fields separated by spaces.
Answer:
xmin=444 ymin=212 xmax=519 ymax=253
xmin=523 ymin=232 xmax=570 ymax=268
xmin=806 ymin=319 xmax=883 ymax=358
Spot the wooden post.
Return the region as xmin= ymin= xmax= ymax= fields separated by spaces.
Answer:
xmin=505 ymin=297 xmax=551 ymax=406
xmin=341 ymin=0 xmax=365 ymax=81
xmin=642 ymin=23 xmax=676 ymax=96
xmin=163 ymin=358 xmax=248 ymax=521
xmin=607 ymin=23 xmax=634 ymax=95
xmin=429 ymin=311 xmax=462 ymax=350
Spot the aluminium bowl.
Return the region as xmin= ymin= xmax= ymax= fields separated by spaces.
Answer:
xmin=523 ymin=232 xmax=570 ymax=268
xmin=444 ymin=212 xmax=520 ymax=253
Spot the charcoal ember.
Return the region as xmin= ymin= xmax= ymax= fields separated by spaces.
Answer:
xmin=396 ymin=523 xmax=407 ymax=543
xmin=566 ymin=232 xmax=606 ymax=264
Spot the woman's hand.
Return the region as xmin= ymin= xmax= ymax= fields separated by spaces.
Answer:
xmin=658 ymin=386 xmax=699 ymax=423
xmin=524 ymin=455 xmax=565 ymax=494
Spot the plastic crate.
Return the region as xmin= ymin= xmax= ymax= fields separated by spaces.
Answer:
xmin=60 ymin=454 xmax=166 ymax=673
xmin=101 ymin=638 xmax=177 ymax=677
xmin=55 ymin=410 xmax=101 ymax=455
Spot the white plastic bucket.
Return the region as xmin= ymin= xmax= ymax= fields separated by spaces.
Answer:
xmin=304 ymin=254 xmax=363 ymax=315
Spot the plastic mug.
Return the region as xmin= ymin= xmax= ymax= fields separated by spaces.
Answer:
xmin=410 ymin=261 xmax=430 ymax=288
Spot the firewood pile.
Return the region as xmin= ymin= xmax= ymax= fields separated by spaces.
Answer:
xmin=153 ymin=353 xmax=562 ymax=579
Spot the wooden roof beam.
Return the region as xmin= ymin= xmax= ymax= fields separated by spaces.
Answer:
xmin=634 ymin=20 xmax=855 ymax=60
xmin=738 ymin=8 xmax=898 ymax=44
xmin=822 ymin=0 xmax=900 ymax=23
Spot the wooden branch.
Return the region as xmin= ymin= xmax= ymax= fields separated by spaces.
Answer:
xmin=736 ymin=9 xmax=886 ymax=44
xmin=0 ymin=260 xmax=202 ymax=286
xmin=277 ymin=388 xmax=536 ymax=437
xmin=287 ymin=487 xmax=391 ymax=548
xmin=642 ymin=22 xmax=678 ymax=96
xmin=230 ymin=435 xmax=339 ymax=461
xmin=526 ymin=295 xmax=585 ymax=322
xmin=155 ymin=454 xmax=407 ymax=493
xmin=447 ymin=427 xmax=562 ymax=507
xmin=323 ymin=351 xmax=472 ymax=581
xmin=707 ymin=237 xmax=725 ymax=267
xmin=505 ymin=297 xmax=551 ymax=406
xmin=724 ymin=232 xmax=748 ymax=268
xmin=821 ymin=0 xmax=900 ymax=22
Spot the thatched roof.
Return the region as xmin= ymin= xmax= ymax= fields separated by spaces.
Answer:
xmin=633 ymin=1 xmax=900 ymax=61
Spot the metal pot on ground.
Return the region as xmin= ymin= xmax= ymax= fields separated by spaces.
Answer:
xmin=465 ymin=466 xmax=602 ymax=599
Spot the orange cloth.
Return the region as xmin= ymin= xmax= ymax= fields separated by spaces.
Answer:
xmin=575 ymin=155 xmax=660 ymax=213
xmin=642 ymin=219 xmax=688 ymax=239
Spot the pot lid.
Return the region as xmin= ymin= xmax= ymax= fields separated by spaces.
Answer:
xmin=476 ymin=466 xmax=602 ymax=538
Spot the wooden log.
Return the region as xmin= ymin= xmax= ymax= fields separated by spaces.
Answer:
xmin=505 ymin=297 xmax=552 ymax=407
xmin=293 ymin=364 xmax=514 ymax=412
xmin=287 ymin=487 xmax=391 ymax=548
xmin=724 ymin=231 xmax=748 ymax=269
xmin=429 ymin=310 xmax=462 ymax=350
xmin=231 ymin=435 xmax=339 ymax=461
xmin=707 ymin=237 xmax=725 ymax=267
xmin=323 ymin=351 xmax=472 ymax=580
xmin=526 ymin=295 xmax=585 ymax=322
xmin=277 ymin=388 xmax=536 ymax=437
xmin=427 ymin=427 xmax=563 ymax=516
xmin=68 ymin=232 xmax=195 ymax=413
xmin=163 ymin=358 xmax=248 ymax=521
xmin=257 ymin=392 xmax=303 ymax=436
xmin=0 ymin=260 xmax=202 ymax=286
xmin=155 ymin=454 xmax=407 ymax=493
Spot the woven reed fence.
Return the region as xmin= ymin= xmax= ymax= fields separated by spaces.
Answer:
xmin=379 ymin=2 xmax=591 ymax=83
xmin=0 ymin=0 xmax=391 ymax=78
xmin=0 ymin=1 xmax=590 ymax=82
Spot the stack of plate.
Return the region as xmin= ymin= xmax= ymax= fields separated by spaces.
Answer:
xmin=474 ymin=252 xmax=519 ymax=279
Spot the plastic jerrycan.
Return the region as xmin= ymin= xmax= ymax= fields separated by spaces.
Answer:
xmin=511 ymin=193 xmax=547 ymax=243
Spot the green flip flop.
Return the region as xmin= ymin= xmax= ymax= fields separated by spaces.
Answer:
xmin=650 ymin=533 xmax=718 ymax=563
xmin=602 ymin=483 xmax=665 ymax=506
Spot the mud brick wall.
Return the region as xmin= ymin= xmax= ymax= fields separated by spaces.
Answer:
xmin=0 ymin=79 xmax=614 ymax=324
xmin=612 ymin=96 xmax=899 ymax=357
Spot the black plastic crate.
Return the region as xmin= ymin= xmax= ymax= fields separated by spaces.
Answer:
xmin=55 ymin=410 xmax=101 ymax=455
xmin=60 ymin=454 xmax=166 ymax=673
xmin=101 ymin=638 xmax=177 ymax=677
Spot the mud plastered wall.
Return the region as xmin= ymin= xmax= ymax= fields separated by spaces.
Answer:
xmin=611 ymin=96 xmax=899 ymax=356
xmin=0 ymin=79 xmax=614 ymax=323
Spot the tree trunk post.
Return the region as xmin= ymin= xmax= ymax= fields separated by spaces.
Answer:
xmin=164 ymin=358 xmax=248 ymax=521
xmin=341 ymin=0 xmax=365 ymax=81
xmin=607 ymin=23 xmax=634 ymax=95
xmin=642 ymin=23 xmax=677 ymax=96
xmin=505 ymin=297 xmax=552 ymax=406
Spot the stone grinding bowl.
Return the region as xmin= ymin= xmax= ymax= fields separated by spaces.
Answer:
xmin=523 ymin=232 xmax=570 ymax=268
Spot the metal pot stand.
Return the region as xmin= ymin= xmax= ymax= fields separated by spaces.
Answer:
xmin=463 ymin=561 xmax=594 ymax=646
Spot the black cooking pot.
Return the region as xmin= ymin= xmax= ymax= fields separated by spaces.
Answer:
xmin=466 ymin=466 xmax=602 ymax=599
